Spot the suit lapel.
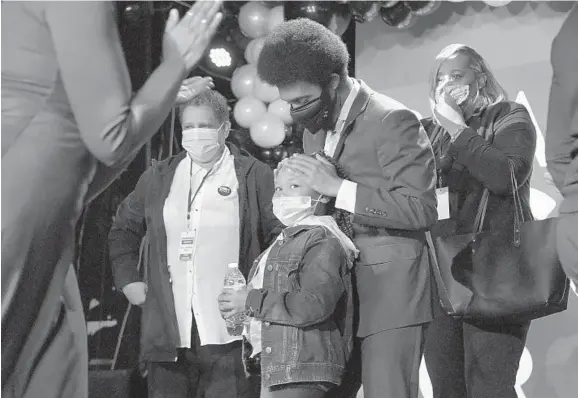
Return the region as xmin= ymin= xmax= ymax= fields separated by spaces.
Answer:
xmin=332 ymin=123 xmax=354 ymax=161
xmin=332 ymin=80 xmax=372 ymax=161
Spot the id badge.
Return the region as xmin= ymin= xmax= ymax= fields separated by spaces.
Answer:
xmin=436 ymin=187 xmax=450 ymax=220
xmin=179 ymin=231 xmax=195 ymax=262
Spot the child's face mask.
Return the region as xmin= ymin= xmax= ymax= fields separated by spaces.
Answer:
xmin=272 ymin=196 xmax=321 ymax=226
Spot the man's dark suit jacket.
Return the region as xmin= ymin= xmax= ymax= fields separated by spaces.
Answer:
xmin=304 ymin=80 xmax=438 ymax=337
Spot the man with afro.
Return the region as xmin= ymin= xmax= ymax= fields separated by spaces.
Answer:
xmin=257 ymin=18 xmax=438 ymax=398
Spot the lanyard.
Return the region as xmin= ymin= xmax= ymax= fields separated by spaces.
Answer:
xmin=186 ymin=160 xmax=213 ymax=229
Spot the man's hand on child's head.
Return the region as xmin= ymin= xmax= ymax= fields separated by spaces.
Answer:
xmin=284 ymin=154 xmax=343 ymax=198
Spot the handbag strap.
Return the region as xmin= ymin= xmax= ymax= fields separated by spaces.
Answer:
xmin=472 ymin=161 xmax=524 ymax=240
xmin=508 ymin=160 xmax=524 ymax=247
xmin=473 ymin=188 xmax=490 ymax=234
xmin=472 ymin=161 xmax=524 ymax=239
xmin=110 ymin=235 xmax=148 ymax=371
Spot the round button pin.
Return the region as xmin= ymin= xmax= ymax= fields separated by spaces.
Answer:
xmin=218 ymin=186 xmax=231 ymax=196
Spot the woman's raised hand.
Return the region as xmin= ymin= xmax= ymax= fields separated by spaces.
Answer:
xmin=162 ymin=1 xmax=223 ymax=71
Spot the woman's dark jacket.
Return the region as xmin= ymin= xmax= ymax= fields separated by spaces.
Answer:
xmin=422 ymin=101 xmax=536 ymax=239
xmin=422 ymin=101 xmax=537 ymax=319
xmin=108 ymin=143 xmax=283 ymax=362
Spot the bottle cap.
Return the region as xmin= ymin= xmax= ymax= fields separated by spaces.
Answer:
xmin=227 ymin=263 xmax=239 ymax=269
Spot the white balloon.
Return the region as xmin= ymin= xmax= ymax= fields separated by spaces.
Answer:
xmin=251 ymin=37 xmax=266 ymax=64
xmin=231 ymin=64 xmax=257 ymax=99
xmin=253 ymin=77 xmax=280 ymax=104
xmin=245 ymin=38 xmax=266 ymax=65
xmin=238 ymin=2 xmax=270 ymax=39
xmin=268 ymin=99 xmax=293 ymax=125
xmin=267 ymin=6 xmax=285 ymax=32
xmin=244 ymin=40 xmax=256 ymax=64
xmin=250 ymin=113 xmax=286 ymax=148
xmin=233 ymin=96 xmax=267 ymax=129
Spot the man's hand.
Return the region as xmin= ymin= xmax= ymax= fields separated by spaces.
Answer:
xmin=218 ymin=287 xmax=249 ymax=319
xmin=122 ymin=282 xmax=147 ymax=306
xmin=434 ymin=93 xmax=467 ymax=140
xmin=175 ymin=76 xmax=214 ymax=105
xmin=284 ymin=154 xmax=344 ymax=197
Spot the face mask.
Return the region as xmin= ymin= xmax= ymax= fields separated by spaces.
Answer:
xmin=290 ymin=88 xmax=337 ymax=134
xmin=182 ymin=127 xmax=223 ymax=163
xmin=446 ymin=84 xmax=470 ymax=105
xmin=435 ymin=83 xmax=470 ymax=105
xmin=272 ymin=196 xmax=319 ymax=226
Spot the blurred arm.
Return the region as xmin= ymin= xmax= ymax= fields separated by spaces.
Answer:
xmin=45 ymin=1 xmax=187 ymax=200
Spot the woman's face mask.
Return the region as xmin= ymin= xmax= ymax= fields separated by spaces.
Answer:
xmin=444 ymin=84 xmax=470 ymax=105
xmin=435 ymin=54 xmax=481 ymax=110
xmin=435 ymin=78 xmax=474 ymax=105
xmin=289 ymin=87 xmax=338 ymax=134
xmin=181 ymin=125 xmax=224 ymax=164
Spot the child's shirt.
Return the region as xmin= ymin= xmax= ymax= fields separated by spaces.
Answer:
xmin=243 ymin=242 xmax=276 ymax=357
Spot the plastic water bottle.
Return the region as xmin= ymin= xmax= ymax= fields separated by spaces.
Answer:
xmin=223 ymin=263 xmax=247 ymax=336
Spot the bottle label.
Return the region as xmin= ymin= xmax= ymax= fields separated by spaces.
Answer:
xmin=224 ymin=277 xmax=245 ymax=289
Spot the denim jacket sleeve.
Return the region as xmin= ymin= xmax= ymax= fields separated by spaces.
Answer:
xmin=246 ymin=230 xmax=348 ymax=328
xmin=108 ymin=167 xmax=151 ymax=290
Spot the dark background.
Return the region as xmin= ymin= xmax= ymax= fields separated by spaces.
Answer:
xmin=78 ymin=0 xmax=356 ymax=374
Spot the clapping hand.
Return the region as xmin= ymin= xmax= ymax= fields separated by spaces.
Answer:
xmin=176 ymin=76 xmax=214 ymax=104
xmin=162 ymin=1 xmax=223 ymax=71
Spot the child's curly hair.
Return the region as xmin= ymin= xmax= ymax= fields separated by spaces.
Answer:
xmin=275 ymin=151 xmax=355 ymax=240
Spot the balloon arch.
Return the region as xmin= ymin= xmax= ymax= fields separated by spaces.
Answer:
xmin=186 ymin=0 xmax=514 ymax=167
xmin=173 ymin=0 xmax=508 ymax=167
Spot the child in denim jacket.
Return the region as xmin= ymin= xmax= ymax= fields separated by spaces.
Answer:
xmin=218 ymin=153 xmax=358 ymax=398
